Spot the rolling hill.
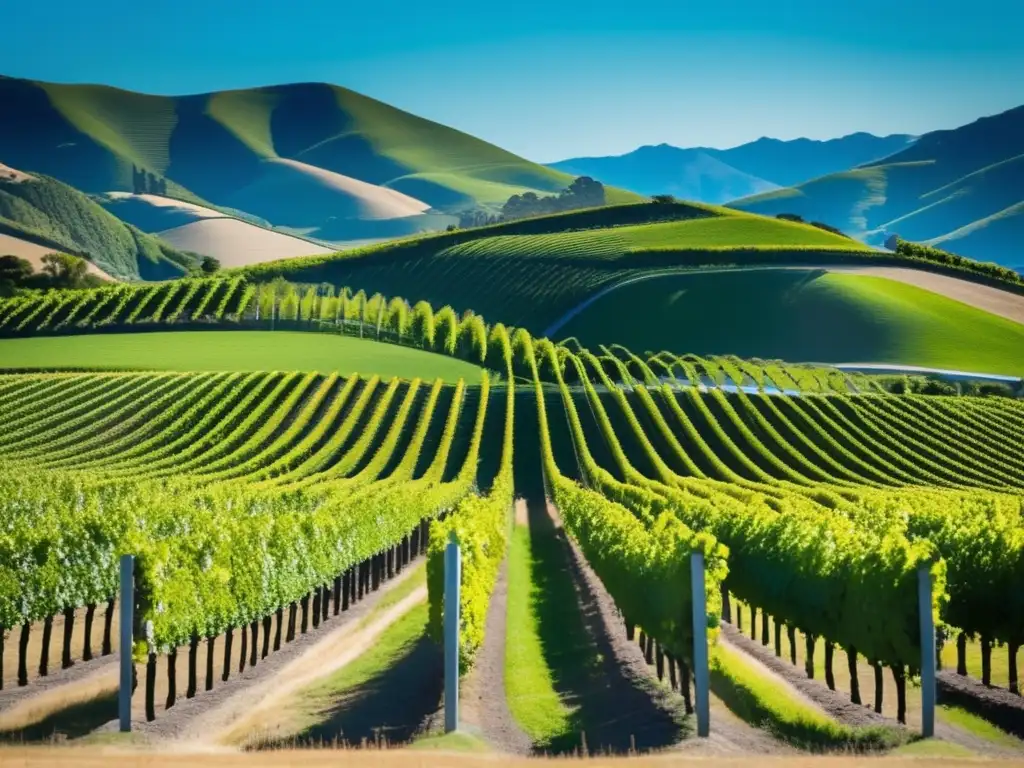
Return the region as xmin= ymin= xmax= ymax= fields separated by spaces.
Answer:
xmin=548 ymin=133 xmax=914 ymax=204
xmin=731 ymin=105 xmax=1024 ymax=269
xmin=0 ymin=75 xmax=641 ymax=247
xmin=222 ymin=200 xmax=1024 ymax=373
xmin=0 ymin=162 xmax=195 ymax=279
xmin=231 ymin=200 xmax=874 ymax=330
xmin=98 ymin=191 xmax=340 ymax=265
xmin=556 ymin=267 xmax=1024 ymax=374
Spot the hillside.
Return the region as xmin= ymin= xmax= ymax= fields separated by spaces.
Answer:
xmin=231 ymin=201 xmax=877 ymax=331
xmin=548 ymin=133 xmax=914 ymax=204
xmin=0 ymin=163 xmax=195 ymax=279
xmin=731 ymin=106 xmax=1024 ymax=268
xmin=0 ymin=75 xmax=641 ymax=246
xmin=556 ymin=267 xmax=1024 ymax=374
xmin=98 ymin=191 xmax=340 ymax=264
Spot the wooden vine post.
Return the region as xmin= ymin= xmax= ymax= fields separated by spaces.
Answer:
xmin=691 ymin=551 xmax=710 ymax=737
xmin=444 ymin=532 xmax=461 ymax=733
xmin=119 ymin=554 xmax=134 ymax=733
xmin=919 ymin=565 xmax=936 ymax=738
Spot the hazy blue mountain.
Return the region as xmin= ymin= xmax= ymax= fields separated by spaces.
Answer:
xmin=548 ymin=132 xmax=916 ymax=204
xmin=732 ymin=106 xmax=1024 ymax=268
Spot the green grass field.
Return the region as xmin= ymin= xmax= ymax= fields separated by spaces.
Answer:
xmin=558 ymin=268 xmax=1024 ymax=374
xmin=0 ymin=331 xmax=484 ymax=380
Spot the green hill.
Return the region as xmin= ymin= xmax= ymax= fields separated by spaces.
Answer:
xmin=731 ymin=105 xmax=1024 ymax=268
xmin=556 ymin=268 xmax=1024 ymax=375
xmin=0 ymin=76 xmax=641 ymax=245
xmin=231 ymin=201 xmax=876 ymax=330
xmin=0 ymin=164 xmax=196 ymax=279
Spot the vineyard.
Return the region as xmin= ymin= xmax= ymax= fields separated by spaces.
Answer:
xmin=0 ymin=275 xmax=1022 ymax=756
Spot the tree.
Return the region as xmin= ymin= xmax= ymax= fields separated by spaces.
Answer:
xmin=776 ymin=213 xmax=805 ymax=223
xmin=41 ymin=253 xmax=89 ymax=288
xmin=200 ymin=256 xmax=221 ymax=274
xmin=651 ymin=194 xmax=676 ymax=204
xmin=0 ymin=254 xmax=33 ymax=295
xmin=564 ymin=176 xmax=605 ymax=208
xmin=0 ymin=254 xmax=33 ymax=283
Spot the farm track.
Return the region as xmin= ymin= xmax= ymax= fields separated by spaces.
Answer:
xmin=457 ymin=526 xmax=533 ymax=755
xmin=541 ymin=264 xmax=1024 ymax=338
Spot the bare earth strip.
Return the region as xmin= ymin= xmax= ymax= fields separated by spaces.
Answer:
xmin=155 ymin=219 xmax=335 ymax=267
xmin=103 ymin=193 xmax=225 ymax=220
xmin=456 ymin=531 xmax=533 ymax=755
xmin=719 ymin=623 xmax=892 ymax=729
xmin=720 ymin=622 xmax=1023 ymax=757
xmin=826 ymin=266 xmax=1024 ymax=325
xmin=543 ymin=264 xmax=1024 ymax=338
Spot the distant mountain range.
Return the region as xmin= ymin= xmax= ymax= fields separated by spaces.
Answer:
xmin=548 ymin=133 xmax=915 ymax=205
xmin=731 ymin=106 xmax=1024 ymax=269
xmin=0 ymin=74 xmax=641 ymax=262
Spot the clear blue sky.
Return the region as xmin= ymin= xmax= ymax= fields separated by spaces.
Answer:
xmin=4 ymin=0 xmax=1022 ymax=162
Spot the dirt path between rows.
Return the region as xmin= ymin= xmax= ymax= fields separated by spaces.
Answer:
xmin=457 ymin=528 xmax=533 ymax=755
xmin=540 ymin=498 xmax=790 ymax=756
xmin=131 ymin=563 xmax=426 ymax=748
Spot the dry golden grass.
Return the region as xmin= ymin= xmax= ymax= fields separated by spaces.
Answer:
xmin=0 ymin=747 xmax=1018 ymax=767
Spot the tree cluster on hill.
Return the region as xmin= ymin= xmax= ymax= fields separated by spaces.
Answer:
xmin=892 ymin=238 xmax=1023 ymax=286
xmin=0 ymin=253 xmax=105 ymax=295
xmin=500 ymin=176 xmax=606 ymax=222
xmin=456 ymin=210 xmax=501 ymax=229
xmin=775 ymin=213 xmax=851 ymax=238
xmin=132 ymin=166 xmax=167 ymax=196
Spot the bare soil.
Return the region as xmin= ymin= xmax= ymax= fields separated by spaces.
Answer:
xmin=828 ymin=266 xmax=1024 ymax=325
xmin=938 ymin=670 xmax=1024 ymax=740
xmin=456 ymin=521 xmax=533 ymax=755
xmin=724 ymin=603 xmax=1024 ymax=757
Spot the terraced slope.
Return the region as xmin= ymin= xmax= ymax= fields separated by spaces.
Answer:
xmin=731 ymin=104 xmax=1024 ymax=268
xmin=0 ymin=312 xmax=1021 ymax=744
xmin=0 ymin=76 xmax=641 ymax=244
xmin=528 ymin=338 xmax=1024 ymax=713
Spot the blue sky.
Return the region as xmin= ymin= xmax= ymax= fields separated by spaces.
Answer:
xmin=4 ymin=0 xmax=1022 ymax=162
